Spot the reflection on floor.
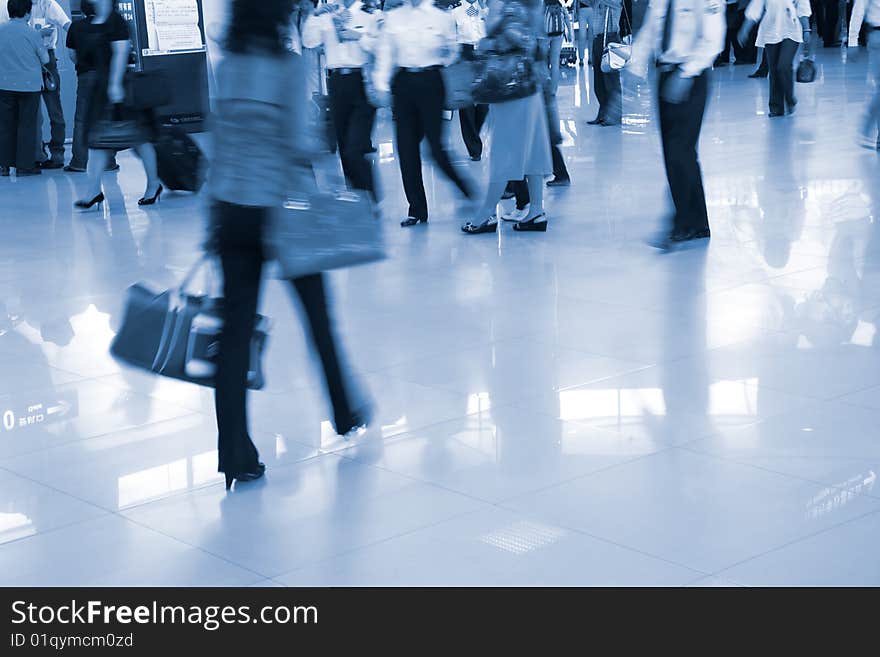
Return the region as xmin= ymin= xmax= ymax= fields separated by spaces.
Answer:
xmin=2 ymin=50 xmax=880 ymax=586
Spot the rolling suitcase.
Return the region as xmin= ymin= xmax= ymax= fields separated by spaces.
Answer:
xmin=155 ymin=127 xmax=206 ymax=193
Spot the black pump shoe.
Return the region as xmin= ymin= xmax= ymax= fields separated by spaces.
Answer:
xmin=512 ymin=213 xmax=548 ymax=232
xmin=138 ymin=184 xmax=163 ymax=206
xmin=74 ymin=192 xmax=105 ymax=210
xmin=224 ymin=462 xmax=266 ymax=490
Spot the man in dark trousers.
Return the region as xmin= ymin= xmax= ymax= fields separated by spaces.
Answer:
xmin=628 ymin=0 xmax=725 ymax=251
xmin=301 ymin=0 xmax=382 ymax=199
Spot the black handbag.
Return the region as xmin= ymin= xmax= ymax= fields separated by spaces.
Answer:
xmin=41 ymin=65 xmax=57 ymax=92
xmin=796 ymin=58 xmax=816 ymax=83
xmin=89 ymin=104 xmax=146 ymax=150
xmin=124 ymin=70 xmax=172 ymax=110
xmin=472 ymin=48 xmax=538 ymax=104
xmin=110 ymin=258 xmax=269 ymax=390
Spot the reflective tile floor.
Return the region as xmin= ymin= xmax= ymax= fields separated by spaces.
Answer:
xmin=2 ymin=50 xmax=880 ymax=586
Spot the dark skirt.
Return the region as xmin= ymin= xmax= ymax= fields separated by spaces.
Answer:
xmin=86 ymin=73 xmax=158 ymax=148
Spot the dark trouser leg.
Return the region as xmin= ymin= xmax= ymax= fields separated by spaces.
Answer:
xmin=765 ymin=41 xmax=784 ymax=115
xmin=512 ymin=179 xmax=530 ymax=210
xmin=289 ymin=273 xmax=356 ymax=433
xmin=458 ymin=104 xmax=484 ymax=159
xmin=42 ymin=50 xmax=66 ymax=162
xmin=330 ymin=71 xmax=377 ymax=198
xmin=777 ymin=38 xmax=799 ymax=110
xmin=70 ymin=71 xmax=95 ymax=168
xmin=16 ymin=92 xmax=40 ymax=170
xmin=393 ymin=73 xmax=428 ymax=220
xmin=551 ymin=143 xmax=569 ymax=180
xmin=0 ymin=91 xmax=16 ymax=167
xmin=822 ymin=0 xmax=839 ymax=45
xmin=601 ymin=33 xmax=622 ymax=124
xmin=213 ymin=201 xmax=264 ymax=474
xmin=591 ymin=35 xmax=608 ymax=119
xmin=418 ymin=70 xmax=473 ymax=198
xmin=658 ymin=70 xmax=709 ymax=235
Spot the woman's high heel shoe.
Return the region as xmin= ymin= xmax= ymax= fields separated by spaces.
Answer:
xmin=74 ymin=192 xmax=104 ymax=210
xmin=138 ymin=184 xmax=163 ymax=206
xmin=512 ymin=212 xmax=548 ymax=232
xmin=224 ymin=462 xmax=266 ymax=490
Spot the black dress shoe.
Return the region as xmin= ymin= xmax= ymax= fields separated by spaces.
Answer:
xmin=224 ymin=462 xmax=266 ymax=490
xmin=469 ymin=154 xmax=482 ymax=161
xmin=0 ymin=167 xmax=9 ymax=177
xmin=768 ymin=111 xmax=784 ymax=118
xmin=546 ymin=176 xmax=571 ymax=188
xmin=587 ymin=117 xmax=605 ymax=125
xmin=670 ymin=228 xmax=710 ymax=242
xmin=401 ymin=216 xmax=427 ymax=227
xmin=64 ymin=164 xmax=86 ymax=173
xmin=748 ymin=69 xmax=768 ymax=78
xmin=39 ymin=159 xmax=63 ymax=170
xmin=14 ymin=167 xmax=42 ymax=176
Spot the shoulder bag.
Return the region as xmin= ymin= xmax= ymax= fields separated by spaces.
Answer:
xmin=601 ymin=4 xmax=632 ymax=73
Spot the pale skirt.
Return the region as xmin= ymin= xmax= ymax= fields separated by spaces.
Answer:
xmin=487 ymin=91 xmax=553 ymax=183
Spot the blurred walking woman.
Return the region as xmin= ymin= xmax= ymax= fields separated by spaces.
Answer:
xmin=739 ymin=0 xmax=811 ymax=117
xmin=462 ymin=0 xmax=553 ymax=234
xmin=73 ymin=0 xmax=162 ymax=209
xmin=210 ymin=0 xmax=370 ymax=489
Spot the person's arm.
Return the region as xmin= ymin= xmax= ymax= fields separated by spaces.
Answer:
xmin=50 ymin=1 xmax=71 ymax=45
xmin=107 ymin=40 xmax=130 ymax=103
xmin=795 ymin=0 xmax=811 ymax=34
xmin=371 ymin=14 xmax=393 ymax=104
xmin=678 ymin=0 xmax=725 ymax=78
xmin=848 ymin=0 xmax=867 ymax=47
xmin=738 ymin=0 xmax=764 ymax=45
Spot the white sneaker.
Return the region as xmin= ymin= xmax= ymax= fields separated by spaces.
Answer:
xmin=501 ymin=204 xmax=530 ymax=222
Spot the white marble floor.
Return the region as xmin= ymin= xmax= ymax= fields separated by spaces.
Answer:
xmin=1 ymin=48 xmax=879 ymax=586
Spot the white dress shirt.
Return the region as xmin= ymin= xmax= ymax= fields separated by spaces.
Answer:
xmin=372 ymin=0 xmax=458 ymax=94
xmin=29 ymin=0 xmax=70 ymax=50
xmin=452 ymin=1 xmax=487 ymax=45
xmin=745 ymin=0 xmax=810 ymax=48
xmin=630 ymin=0 xmax=726 ymax=78
xmin=301 ymin=2 xmax=381 ymax=68
xmin=849 ymin=0 xmax=880 ymax=47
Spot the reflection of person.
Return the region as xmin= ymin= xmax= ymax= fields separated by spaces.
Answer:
xmin=73 ymin=0 xmax=163 ymax=210
xmin=739 ymin=0 xmax=811 ymax=117
xmin=629 ymin=0 xmax=724 ymax=250
xmin=209 ymin=0 xmax=372 ymax=490
xmin=462 ymin=0 xmax=553 ymax=234
xmin=0 ymin=0 xmax=49 ymax=176
xmin=372 ymin=0 xmax=476 ymax=227
xmin=301 ymin=0 xmax=382 ymax=195
xmin=29 ymin=0 xmax=70 ymax=168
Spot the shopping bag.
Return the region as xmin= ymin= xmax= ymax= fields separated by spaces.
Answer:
xmin=268 ymin=189 xmax=385 ymax=279
xmin=110 ymin=258 xmax=269 ymax=389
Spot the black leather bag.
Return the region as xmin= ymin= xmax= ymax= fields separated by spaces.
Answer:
xmin=110 ymin=258 xmax=269 ymax=390
xmin=796 ymin=58 xmax=816 ymax=83
xmin=89 ymin=105 xmax=146 ymax=151
xmin=124 ymin=70 xmax=172 ymax=110
xmin=41 ymin=65 xmax=57 ymax=92
xmin=472 ymin=48 xmax=538 ymax=104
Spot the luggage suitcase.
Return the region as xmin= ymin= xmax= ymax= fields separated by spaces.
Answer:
xmin=155 ymin=128 xmax=206 ymax=192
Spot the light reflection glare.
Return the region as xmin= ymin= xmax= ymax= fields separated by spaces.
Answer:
xmin=0 ymin=512 xmax=35 ymax=544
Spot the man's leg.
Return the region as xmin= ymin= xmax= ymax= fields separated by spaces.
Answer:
xmin=16 ymin=92 xmax=41 ymax=170
xmin=393 ymin=73 xmax=428 ymax=221
xmin=42 ymin=50 xmax=66 ymax=164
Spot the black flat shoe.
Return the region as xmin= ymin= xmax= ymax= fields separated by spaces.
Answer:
xmin=587 ymin=117 xmax=605 ymax=125
xmin=138 ymin=184 xmax=163 ymax=206
xmin=14 ymin=167 xmax=41 ymax=176
xmin=512 ymin=213 xmax=547 ymax=232
xmin=462 ymin=219 xmax=498 ymax=234
xmin=224 ymin=462 xmax=266 ymax=490
xmin=63 ymin=164 xmax=86 ymax=173
xmin=39 ymin=159 xmax=64 ymax=170
xmin=401 ymin=216 xmax=427 ymax=227
xmin=546 ymin=176 xmax=571 ymax=188
xmin=74 ymin=192 xmax=104 ymax=210
xmin=338 ymin=406 xmax=374 ymax=438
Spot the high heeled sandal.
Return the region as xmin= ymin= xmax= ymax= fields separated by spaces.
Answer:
xmin=224 ymin=462 xmax=266 ymax=490
xmin=512 ymin=212 xmax=548 ymax=232
xmin=138 ymin=184 xmax=163 ymax=206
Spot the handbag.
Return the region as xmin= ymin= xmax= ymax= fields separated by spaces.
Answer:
xmin=88 ymin=104 xmax=146 ymax=150
xmin=442 ymin=58 xmax=476 ymax=110
xmin=472 ymin=47 xmax=538 ymax=104
xmin=268 ymin=186 xmax=385 ymax=279
xmin=41 ymin=65 xmax=57 ymax=92
xmin=124 ymin=70 xmax=172 ymax=110
xmin=796 ymin=34 xmax=816 ymax=83
xmin=110 ymin=257 xmax=269 ymax=390
xmin=600 ymin=5 xmax=632 ymax=73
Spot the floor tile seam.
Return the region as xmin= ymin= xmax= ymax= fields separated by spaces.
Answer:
xmin=709 ymin=506 xmax=880 ymax=585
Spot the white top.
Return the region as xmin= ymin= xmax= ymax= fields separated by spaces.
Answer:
xmin=372 ymin=1 xmax=458 ymax=94
xmin=745 ymin=0 xmax=810 ymax=48
xmin=301 ymin=2 xmax=382 ymax=69
xmin=28 ymin=0 xmax=70 ymax=51
xmin=849 ymin=0 xmax=880 ymax=47
xmin=452 ymin=0 xmax=488 ymax=45
xmin=630 ymin=0 xmax=725 ymax=79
